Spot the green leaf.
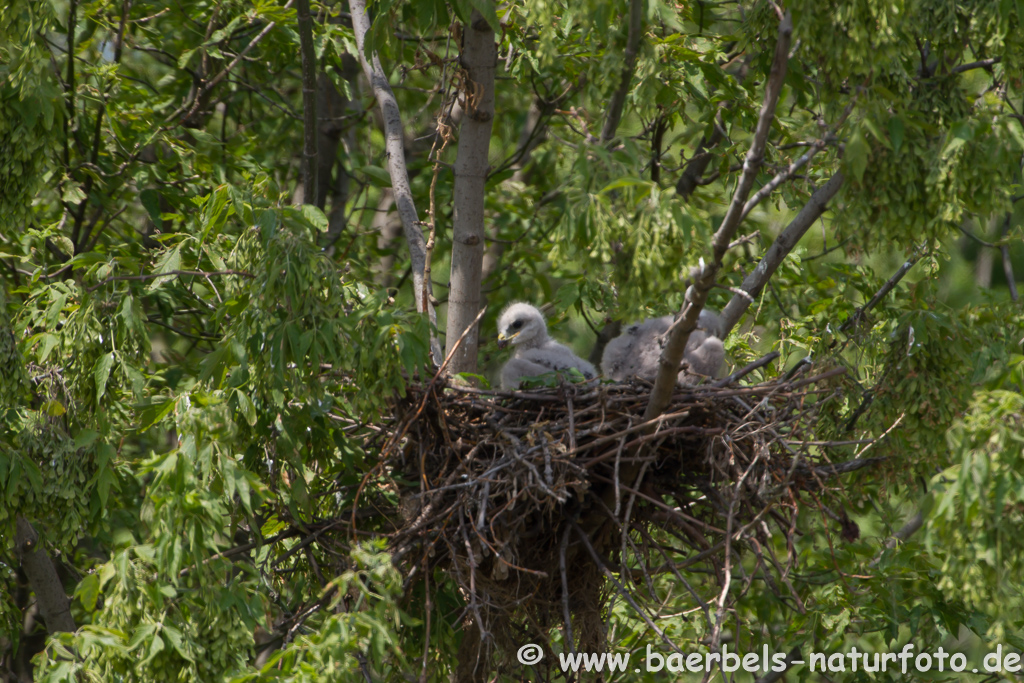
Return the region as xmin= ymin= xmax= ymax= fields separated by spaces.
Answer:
xmin=178 ymin=47 xmax=197 ymax=68
xmin=51 ymin=236 xmax=75 ymax=258
xmin=598 ymin=176 xmax=653 ymax=195
xmin=45 ymin=291 xmax=67 ymax=328
xmin=75 ymin=573 xmax=100 ymax=611
xmin=94 ymin=352 xmax=115 ymax=402
xmin=74 ymin=429 xmax=100 ymax=449
xmin=300 ymin=203 xmax=329 ymax=232
xmin=61 ymin=182 xmax=87 ymax=205
xmin=555 ymin=282 xmax=580 ymax=311
xmin=138 ymin=398 xmax=175 ymax=432
xmin=153 ymin=245 xmax=182 ymax=276
xmin=140 ymin=189 xmax=161 ymax=223
xmin=467 ymin=0 xmax=501 ymax=31
xmin=360 ymin=165 xmax=393 ymax=187
xmin=888 ymin=117 xmax=904 ymax=153
xmin=236 ymin=390 xmax=257 ymax=426
xmin=450 ymin=0 xmax=473 ymax=23
xmin=37 ymin=334 xmax=59 ymax=362
xmin=1005 ymin=120 xmax=1024 ymax=152
xmin=43 ymin=399 xmax=65 ymax=416
xmin=454 ymin=372 xmax=489 ymax=388
xmin=845 ymin=130 xmax=869 ymax=183
xmin=142 ymin=634 xmax=165 ymax=664
xmin=162 ymin=625 xmax=193 ymax=661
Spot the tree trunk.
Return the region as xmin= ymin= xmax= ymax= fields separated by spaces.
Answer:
xmin=373 ymin=190 xmax=403 ymax=287
xmin=15 ymin=517 xmax=76 ymax=634
xmin=445 ymin=10 xmax=496 ymax=375
xmin=296 ymin=0 xmax=318 ymax=207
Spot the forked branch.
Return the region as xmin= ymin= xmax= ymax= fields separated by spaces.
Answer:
xmin=643 ymin=11 xmax=793 ymax=422
xmin=719 ymin=172 xmax=845 ymax=336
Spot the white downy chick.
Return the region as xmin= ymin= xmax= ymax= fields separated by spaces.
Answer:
xmin=496 ymin=302 xmax=597 ymax=390
xmin=601 ymin=309 xmax=725 ymax=384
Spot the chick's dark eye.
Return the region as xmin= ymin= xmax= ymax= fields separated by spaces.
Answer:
xmin=511 ymin=320 xmax=523 ymax=330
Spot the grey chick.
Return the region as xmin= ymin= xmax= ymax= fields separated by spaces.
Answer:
xmin=497 ymin=302 xmax=597 ymax=390
xmin=602 ymin=309 xmax=725 ymax=384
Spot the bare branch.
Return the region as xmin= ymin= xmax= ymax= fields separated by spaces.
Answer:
xmin=719 ymin=172 xmax=845 ymax=336
xmin=170 ymin=1 xmax=295 ymax=124
xmin=711 ymin=351 xmax=780 ymax=388
xmin=600 ymin=0 xmax=644 ymax=143
xmin=643 ymin=11 xmax=793 ymax=422
xmin=676 ymin=114 xmax=725 ymax=199
xmin=348 ymin=0 xmax=441 ymax=360
xmin=739 ymin=140 xmax=826 ymax=222
xmin=959 ymin=224 xmax=999 ymax=248
xmin=840 ymin=247 xmax=922 ymax=332
xmin=570 ymin=520 xmax=684 ymax=655
xmin=754 ymin=647 xmax=802 ymax=683
xmin=951 ymin=57 xmax=1001 ymax=73
xmin=869 ymin=509 xmax=925 ymax=567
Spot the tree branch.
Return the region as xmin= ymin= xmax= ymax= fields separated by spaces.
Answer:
xmin=599 ymin=0 xmax=644 ymax=143
xmin=170 ymin=1 xmax=295 ymax=125
xmin=643 ymin=11 xmax=792 ymax=422
xmin=296 ymin=0 xmax=319 ymax=207
xmin=719 ymin=172 xmax=845 ymax=336
xmin=676 ymin=114 xmax=725 ymax=199
xmin=348 ymin=0 xmax=441 ymax=361
xmin=840 ymin=248 xmax=921 ymax=332
xmin=739 ymin=140 xmax=826 ymax=222
xmin=446 ymin=10 xmax=496 ymax=375
xmin=85 ymin=269 xmax=254 ymax=291
xmin=951 ymin=57 xmax=1001 ymax=74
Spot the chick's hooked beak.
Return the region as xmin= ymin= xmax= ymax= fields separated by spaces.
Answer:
xmin=496 ymin=331 xmax=517 ymax=349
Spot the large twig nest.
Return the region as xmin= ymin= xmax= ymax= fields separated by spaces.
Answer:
xmin=365 ymin=363 xmax=878 ymax=677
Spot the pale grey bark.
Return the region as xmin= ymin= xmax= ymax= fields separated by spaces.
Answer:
xmin=719 ymin=172 xmax=845 ymax=336
xmin=445 ymin=10 xmax=496 ymax=374
xmin=600 ymin=0 xmax=644 ymax=143
xmin=739 ymin=141 xmax=827 ymax=222
xmin=975 ymin=235 xmax=994 ymax=287
xmin=348 ymin=0 xmax=441 ymax=360
xmin=15 ymin=517 xmax=76 ymax=634
xmin=372 ymin=190 xmax=403 ymax=287
xmin=870 ymin=510 xmax=925 ymax=567
xmin=643 ymin=12 xmax=792 ymax=422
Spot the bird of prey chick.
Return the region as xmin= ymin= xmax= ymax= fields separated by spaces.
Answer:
xmin=497 ymin=302 xmax=597 ymax=390
xmin=602 ymin=309 xmax=725 ymax=385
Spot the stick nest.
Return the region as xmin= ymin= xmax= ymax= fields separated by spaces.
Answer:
xmin=376 ymin=364 xmax=877 ymax=676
